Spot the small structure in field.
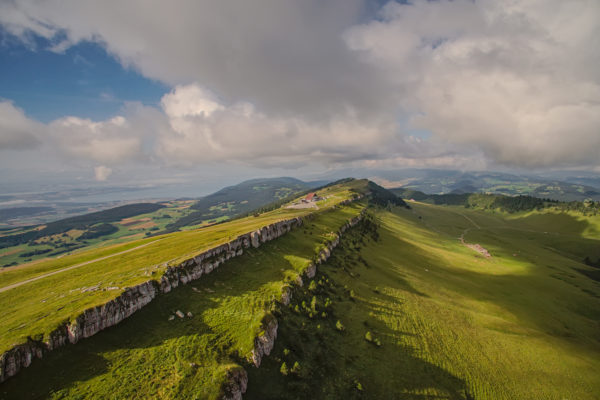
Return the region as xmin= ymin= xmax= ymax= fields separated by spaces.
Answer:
xmin=302 ymin=192 xmax=323 ymax=203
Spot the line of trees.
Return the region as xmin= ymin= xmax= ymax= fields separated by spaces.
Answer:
xmin=392 ymin=187 xmax=599 ymax=215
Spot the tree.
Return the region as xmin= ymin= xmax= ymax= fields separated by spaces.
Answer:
xmin=280 ymin=362 xmax=289 ymax=376
xmin=291 ymin=361 xmax=301 ymax=374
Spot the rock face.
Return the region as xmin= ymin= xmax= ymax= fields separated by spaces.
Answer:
xmin=248 ymin=207 xmax=367 ymax=374
xmin=0 ymin=280 xmax=159 ymax=382
xmin=0 ymin=216 xmax=304 ymax=384
xmin=222 ymin=367 xmax=248 ymax=400
xmin=280 ymin=285 xmax=292 ymax=306
xmin=68 ymin=281 xmax=158 ymax=344
xmin=0 ymin=199 xmax=366 ymax=385
xmin=250 ymin=314 xmax=279 ymax=367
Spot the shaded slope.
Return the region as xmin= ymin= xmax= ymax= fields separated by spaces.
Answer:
xmin=167 ymin=177 xmax=313 ymax=230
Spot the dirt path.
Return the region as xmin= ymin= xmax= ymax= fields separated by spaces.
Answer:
xmin=0 ymin=239 xmax=163 ymax=294
xmin=460 ymin=213 xmax=481 ymax=229
xmin=458 ymin=214 xmax=491 ymax=258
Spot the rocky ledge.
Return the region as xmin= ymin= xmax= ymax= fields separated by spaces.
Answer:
xmin=222 ymin=366 xmax=248 ymax=400
xmin=239 ymin=208 xmax=367 ymax=396
xmin=0 ymin=200 xmax=365 ymax=387
xmin=0 ymin=216 xmax=303 ymax=383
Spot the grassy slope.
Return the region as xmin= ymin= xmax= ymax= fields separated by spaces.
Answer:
xmin=0 ymin=202 xmax=365 ymax=400
xmin=245 ymin=203 xmax=600 ymax=399
xmin=0 ymin=182 xmax=363 ymax=355
xmin=169 ymin=177 xmax=311 ymax=230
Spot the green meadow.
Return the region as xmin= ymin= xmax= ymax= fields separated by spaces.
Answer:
xmin=2 ymin=182 xmax=599 ymax=399
xmin=245 ymin=203 xmax=600 ymax=399
xmin=0 ymin=181 xmax=362 ymax=356
xmin=0 ymin=201 xmax=365 ymax=399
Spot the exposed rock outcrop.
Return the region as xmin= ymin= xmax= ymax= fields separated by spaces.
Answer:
xmin=1 ymin=280 xmax=159 ymax=382
xmin=248 ymin=207 xmax=367 ymax=372
xmin=0 ymin=216 xmax=303 ymax=384
xmin=250 ymin=314 xmax=278 ymax=367
xmin=0 ymin=199 xmax=366 ymax=386
xmin=222 ymin=367 xmax=248 ymax=400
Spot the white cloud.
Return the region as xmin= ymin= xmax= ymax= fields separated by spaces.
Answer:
xmin=0 ymin=0 xmax=598 ymax=173
xmin=0 ymin=101 xmax=42 ymax=150
xmin=161 ymin=85 xmax=223 ymax=119
xmin=156 ymin=83 xmax=404 ymax=168
xmin=94 ymin=165 xmax=112 ymax=181
xmin=47 ymin=115 xmax=142 ymax=164
xmin=346 ymin=0 xmax=600 ymax=169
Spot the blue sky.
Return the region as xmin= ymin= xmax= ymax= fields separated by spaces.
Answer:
xmin=0 ymin=30 xmax=167 ymax=122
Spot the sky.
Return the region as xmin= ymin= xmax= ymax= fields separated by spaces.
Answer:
xmin=0 ymin=0 xmax=599 ymax=195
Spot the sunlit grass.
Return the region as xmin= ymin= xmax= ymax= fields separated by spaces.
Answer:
xmin=0 ymin=202 xmax=365 ymax=399
xmin=0 ymin=182 xmax=364 ymax=355
xmin=246 ymin=204 xmax=600 ymax=399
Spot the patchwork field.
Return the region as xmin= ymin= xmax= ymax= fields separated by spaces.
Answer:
xmin=0 ymin=200 xmax=196 ymax=268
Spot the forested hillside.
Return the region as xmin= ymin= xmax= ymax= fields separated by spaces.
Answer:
xmin=392 ymin=188 xmax=600 ymax=215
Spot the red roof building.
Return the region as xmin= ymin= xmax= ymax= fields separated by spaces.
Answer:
xmin=305 ymin=193 xmax=316 ymax=201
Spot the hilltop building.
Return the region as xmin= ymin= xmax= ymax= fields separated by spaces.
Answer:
xmin=302 ymin=192 xmax=323 ymax=203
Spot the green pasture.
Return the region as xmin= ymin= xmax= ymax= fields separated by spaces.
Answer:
xmin=246 ymin=203 xmax=600 ymax=399
xmin=0 ymin=202 xmax=364 ymax=399
xmin=0 ymin=182 xmax=362 ymax=356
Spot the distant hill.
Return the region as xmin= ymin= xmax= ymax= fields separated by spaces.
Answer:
xmin=0 ymin=207 xmax=54 ymax=223
xmin=392 ymin=187 xmax=600 ymax=215
xmin=0 ymin=203 xmax=165 ymax=249
xmin=0 ymin=177 xmax=324 ymax=267
xmin=166 ymin=177 xmax=315 ymax=230
xmin=375 ymin=170 xmax=600 ymax=201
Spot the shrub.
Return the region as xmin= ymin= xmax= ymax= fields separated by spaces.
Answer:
xmin=291 ymin=361 xmax=301 ymax=374
xmin=354 ymin=380 xmax=364 ymax=391
xmin=280 ymin=362 xmax=289 ymax=376
xmin=365 ymin=331 xmax=381 ymax=346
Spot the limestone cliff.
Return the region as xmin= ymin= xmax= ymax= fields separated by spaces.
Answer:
xmin=0 ymin=216 xmax=302 ymax=383
xmin=0 ymin=198 xmax=365 ymax=388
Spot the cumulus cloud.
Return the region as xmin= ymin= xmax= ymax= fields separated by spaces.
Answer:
xmin=94 ymin=165 xmax=112 ymax=181
xmin=0 ymin=0 xmax=599 ymax=172
xmin=43 ymin=103 xmax=169 ymax=166
xmin=0 ymin=0 xmax=389 ymax=120
xmin=0 ymin=101 xmax=42 ymax=150
xmin=156 ymin=83 xmax=404 ymax=168
xmin=346 ymin=0 xmax=600 ymax=168
xmin=47 ymin=115 xmax=141 ymax=163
